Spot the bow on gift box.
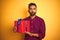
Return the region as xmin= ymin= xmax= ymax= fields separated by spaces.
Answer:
xmin=14 ymin=19 xmax=30 ymax=33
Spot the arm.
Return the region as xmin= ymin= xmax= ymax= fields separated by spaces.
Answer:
xmin=38 ymin=19 xmax=46 ymax=39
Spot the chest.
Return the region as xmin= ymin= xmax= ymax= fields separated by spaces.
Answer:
xmin=30 ymin=19 xmax=41 ymax=33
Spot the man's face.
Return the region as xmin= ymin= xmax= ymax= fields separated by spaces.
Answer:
xmin=28 ymin=5 xmax=37 ymax=16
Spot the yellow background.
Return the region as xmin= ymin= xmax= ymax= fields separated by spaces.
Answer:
xmin=0 ymin=0 xmax=60 ymax=40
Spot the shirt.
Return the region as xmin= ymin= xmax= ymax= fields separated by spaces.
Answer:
xmin=24 ymin=16 xmax=46 ymax=40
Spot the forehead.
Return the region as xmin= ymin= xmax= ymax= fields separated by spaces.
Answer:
xmin=29 ymin=5 xmax=36 ymax=8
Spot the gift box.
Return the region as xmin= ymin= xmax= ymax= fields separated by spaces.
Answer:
xmin=14 ymin=19 xmax=30 ymax=33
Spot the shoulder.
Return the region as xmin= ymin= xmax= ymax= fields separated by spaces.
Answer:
xmin=36 ymin=16 xmax=45 ymax=26
xmin=36 ymin=16 xmax=44 ymax=20
xmin=23 ymin=16 xmax=30 ymax=20
xmin=36 ymin=16 xmax=45 ymax=22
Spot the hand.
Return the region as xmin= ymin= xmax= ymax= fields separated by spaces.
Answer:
xmin=13 ymin=27 xmax=17 ymax=32
xmin=25 ymin=32 xmax=33 ymax=36
xmin=32 ymin=33 xmax=39 ymax=37
xmin=25 ymin=32 xmax=39 ymax=37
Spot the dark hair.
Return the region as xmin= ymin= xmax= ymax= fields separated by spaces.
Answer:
xmin=28 ymin=3 xmax=37 ymax=8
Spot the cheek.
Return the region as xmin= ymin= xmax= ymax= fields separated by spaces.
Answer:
xmin=29 ymin=10 xmax=32 ymax=12
xmin=33 ymin=10 xmax=36 ymax=12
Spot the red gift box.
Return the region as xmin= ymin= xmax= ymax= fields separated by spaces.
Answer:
xmin=14 ymin=20 xmax=30 ymax=33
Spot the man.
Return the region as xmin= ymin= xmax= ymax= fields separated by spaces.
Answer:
xmin=24 ymin=3 xmax=46 ymax=40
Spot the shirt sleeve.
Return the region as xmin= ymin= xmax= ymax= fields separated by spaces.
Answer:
xmin=38 ymin=19 xmax=46 ymax=39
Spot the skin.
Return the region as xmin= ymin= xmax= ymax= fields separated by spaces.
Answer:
xmin=25 ymin=5 xmax=39 ymax=37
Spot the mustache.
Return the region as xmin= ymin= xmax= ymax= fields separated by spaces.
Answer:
xmin=29 ymin=11 xmax=36 ymax=14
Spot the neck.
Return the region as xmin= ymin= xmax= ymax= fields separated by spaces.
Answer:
xmin=30 ymin=15 xmax=36 ymax=19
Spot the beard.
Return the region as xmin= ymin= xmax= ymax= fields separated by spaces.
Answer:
xmin=29 ymin=12 xmax=36 ymax=16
